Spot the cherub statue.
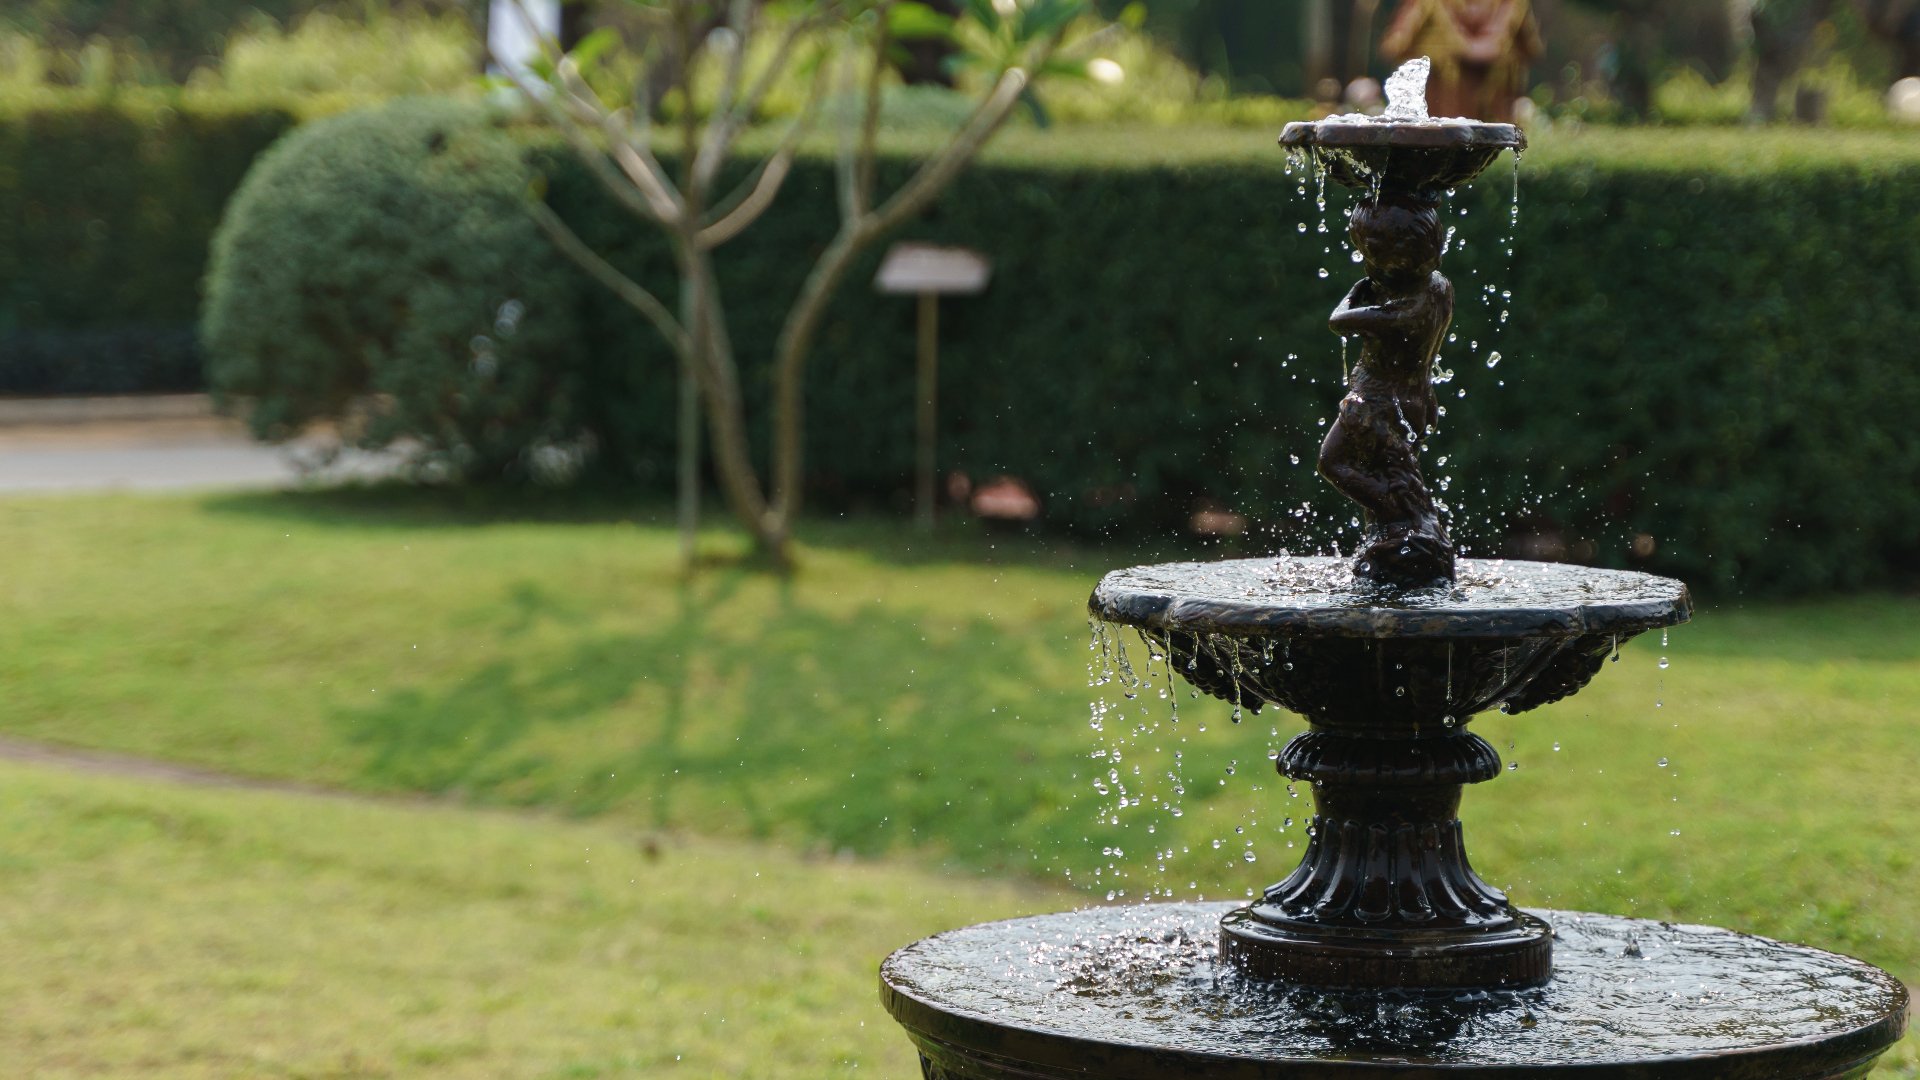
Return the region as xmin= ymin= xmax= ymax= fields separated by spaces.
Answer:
xmin=1316 ymin=193 xmax=1455 ymax=586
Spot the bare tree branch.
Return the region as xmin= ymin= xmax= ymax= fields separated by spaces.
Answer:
xmin=555 ymin=62 xmax=685 ymax=220
xmin=698 ymin=52 xmax=832 ymax=248
xmin=675 ymin=3 xmax=702 ymax=203
xmin=692 ymin=0 xmax=755 ymax=194
xmin=495 ymin=61 xmax=664 ymax=225
xmin=853 ymin=1 xmax=894 ymax=217
xmin=525 ymin=197 xmax=690 ymax=357
xmin=697 ymin=155 xmax=794 ymax=249
xmin=493 ymin=1 xmax=683 ymax=222
xmin=768 ymin=30 xmax=1070 ymax=521
xmin=869 ymin=64 xmax=1028 ymax=232
xmin=833 ymin=49 xmax=861 ymax=223
xmin=735 ymin=6 xmax=830 ymax=123
xmin=599 ymin=123 xmax=684 ymax=221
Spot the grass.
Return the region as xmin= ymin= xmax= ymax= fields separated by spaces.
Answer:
xmin=0 ymin=489 xmax=1916 ymax=1074
xmin=0 ymin=757 xmax=1054 ymax=1078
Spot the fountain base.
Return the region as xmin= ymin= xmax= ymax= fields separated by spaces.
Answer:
xmin=883 ymin=903 xmax=1907 ymax=1080
xmin=1219 ymin=905 xmax=1552 ymax=989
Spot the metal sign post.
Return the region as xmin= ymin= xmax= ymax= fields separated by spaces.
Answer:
xmin=874 ymin=243 xmax=992 ymax=531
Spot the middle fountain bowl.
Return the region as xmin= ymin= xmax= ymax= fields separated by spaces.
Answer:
xmin=1090 ymin=555 xmax=1691 ymax=990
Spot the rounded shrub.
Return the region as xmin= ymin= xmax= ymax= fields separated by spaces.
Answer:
xmin=203 ymin=98 xmax=590 ymax=482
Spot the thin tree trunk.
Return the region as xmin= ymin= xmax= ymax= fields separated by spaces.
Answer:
xmin=767 ymin=228 xmax=865 ymax=538
xmin=674 ymin=281 xmax=702 ymax=568
xmin=677 ymin=244 xmax=784 ymax=561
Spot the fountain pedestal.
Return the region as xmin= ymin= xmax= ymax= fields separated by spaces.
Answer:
xmin=1221 ymin=725 xmax=1552 ymax=989
xmin=1099 ymin=557 xmax=1684 ymax=990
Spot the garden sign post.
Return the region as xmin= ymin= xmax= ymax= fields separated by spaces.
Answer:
xmin=875 ymin=243 xmax=992 ymax=531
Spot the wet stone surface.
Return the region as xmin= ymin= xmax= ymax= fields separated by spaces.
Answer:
xmin=1092 ymin=556 xmax=1691 ymax=640
xmin=883 ymin=902 xmax=1908 ymax=1075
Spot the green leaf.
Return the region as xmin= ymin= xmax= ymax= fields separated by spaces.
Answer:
xmin=1018 ymin=84 xmax=1051 ymax=127
xmin=889 ymin=1 xmax=957 ymax=39
xmin=1037 ymin=56 xmax=1087 ymax=80
xmin=567 ymin=27 xmax=622 ymax=73
xmin=1016 ymin=0 xmax=1085 ymax=42
xmin=962 ymin=0 xmax=1003 ymax=34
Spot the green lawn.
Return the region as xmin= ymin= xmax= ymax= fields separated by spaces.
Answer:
xmin=1 ymin=490 xmax=1916 ymax=1074
xmin=0 ymin=756 xmax=1054 ymax=1078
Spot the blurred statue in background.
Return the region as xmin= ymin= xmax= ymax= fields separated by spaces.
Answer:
xmin=1379 ymin=0 xmax=1542 ymax=122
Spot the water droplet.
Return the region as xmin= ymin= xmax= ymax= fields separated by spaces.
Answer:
xmin=1658 ymin=656 xmax=1670 ymax=670
xmin=1657 ymin=757 xmax=1670 ymax=768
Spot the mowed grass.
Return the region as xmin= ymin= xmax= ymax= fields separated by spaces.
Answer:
xmin=1 ymin=490 xmax=1916 ymax=1074
xmin=0 ymin=757 xmax=1055 ymax=1078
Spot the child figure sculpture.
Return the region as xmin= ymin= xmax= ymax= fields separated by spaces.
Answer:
xmin=1316 ymin=193 xmax=1456 ymax=586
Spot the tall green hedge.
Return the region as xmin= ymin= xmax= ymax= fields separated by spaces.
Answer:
xmin=5 ymin=96 xmax=1919 ymax=594
xmin=545 ymin=128 xmax=1920 ymax=595
xmin=0 ymin=95 xmax=296 ymax=391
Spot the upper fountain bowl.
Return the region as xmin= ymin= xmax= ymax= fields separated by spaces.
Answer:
xmin=1280 ymin=119 xmax=1525 ymax=196
xmin=1091 ymin=557 xmax=1689 ymax=729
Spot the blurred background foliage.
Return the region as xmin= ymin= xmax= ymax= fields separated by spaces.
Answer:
xmin=3 ymin=0 xmax=1919 ymax=595
xmin=3 ymin=0 xmax=1918 ymax=124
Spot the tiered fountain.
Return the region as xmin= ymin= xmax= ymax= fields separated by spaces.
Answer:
xmin=881 ymin=61 xmax=1907 ymax=1079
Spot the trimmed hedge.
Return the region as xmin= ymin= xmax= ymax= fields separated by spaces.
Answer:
xmin=5 ymin=97 xmax=1920 ymax=593
xmin=204 ymin=99 xmax=593 ymax=481
xmin=0 ymin=95 xmax=296 ymax=390
xmin=546 ymin=128 xmax=1920 ymax=595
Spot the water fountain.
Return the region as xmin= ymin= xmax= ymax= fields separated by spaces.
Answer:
xmin=881 ymin=61 xmax=1908 ymax=1078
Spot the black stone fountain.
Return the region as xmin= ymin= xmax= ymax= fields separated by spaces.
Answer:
xmin=881 ymin=60 xmax=1907 ymax=1079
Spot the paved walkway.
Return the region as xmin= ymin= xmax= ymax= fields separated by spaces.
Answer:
xmin=0 ymin=395 xmax=404 ymax=493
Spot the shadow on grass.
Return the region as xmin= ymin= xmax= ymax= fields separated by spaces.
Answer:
xmin=325 ymin=558 xmax=1184 ymax=871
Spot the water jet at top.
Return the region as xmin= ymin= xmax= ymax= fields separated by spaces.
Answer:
xmin=881 ymin=59 xmax=1907 ymax=1079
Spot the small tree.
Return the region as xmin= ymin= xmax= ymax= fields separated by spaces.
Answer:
xmin=497 ymin=0 xmax=1094 ymax=565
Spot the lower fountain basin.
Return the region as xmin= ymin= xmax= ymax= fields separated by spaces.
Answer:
xmin=883 ymin=902 xmax=1908 ymax=1079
